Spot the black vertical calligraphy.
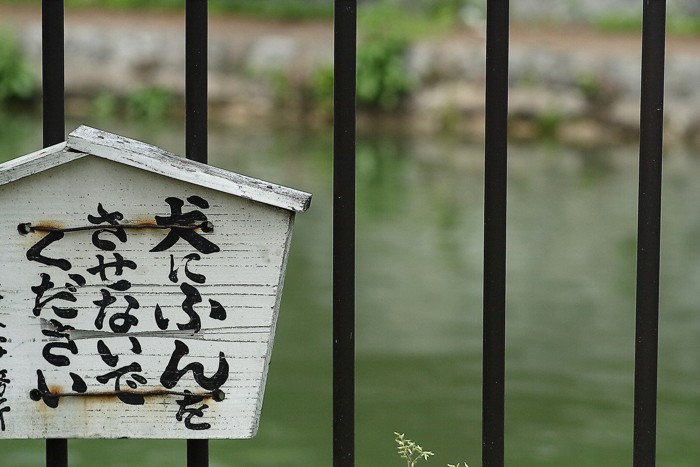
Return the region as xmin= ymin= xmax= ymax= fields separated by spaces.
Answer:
xmin=0 ymin=322 xmax=6 ymax=359
xmin=93 ymin=290 xmax=140 ymax=333
xmin=0 ymin=369 xmax=10 ymax=431
xmin=95 ymin=339 xmax=147 ymax=405
xmin=160 ymin=340 xmax=229 ymax=391
xmin=175 ymin=390 xmax=211 ymax=430
xmin=0 ymin=304 xmax=9 ymax=430
xmin=88 ymin=203 xmax=127 ymax=251
xmin=31 ymin=273 xmax=78 ymax=319
xmin=22 ymin=196 xmax=231 ymax=432
xmin=41 ymin=320 xmax=78 ymax=367
xmin=169 ymin=253 xmax=206 ymax=284
xmin=87 ymin=253 xmax=136 ymax=291
xmin=26 ymin=231 xmax=72 ymax=271
xmin=34 ymin=370 xmax=59 ymax=408
xmin=150 ymin=196 xmax=220 ymax=254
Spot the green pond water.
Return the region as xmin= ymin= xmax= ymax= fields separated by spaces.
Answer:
xmin=1 ymin=117 xmax=700 ymax=466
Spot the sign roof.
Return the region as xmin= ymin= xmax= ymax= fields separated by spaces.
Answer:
xmin=0 ymin=126 xmax=312 ymax=213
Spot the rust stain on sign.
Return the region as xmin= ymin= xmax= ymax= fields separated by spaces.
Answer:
xmin=130 ymin=216 xmax=159 ymax=228
xmin=34 ymin=221 xmax=65 ymax=230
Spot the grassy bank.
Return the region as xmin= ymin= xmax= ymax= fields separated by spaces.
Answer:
xmin=0 ymin=0 xmax=333 ymax=19
xmin=0 ymin=0 xmax=468 ymax=20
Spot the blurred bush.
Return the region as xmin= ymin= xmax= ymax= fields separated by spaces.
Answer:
xmin=356 ymin=37 xmax=411 ymax=110
xmin=126 ymin=87 xmax=174 ymax=120
xmin=0 ymin=32 xmax=35 ymax=104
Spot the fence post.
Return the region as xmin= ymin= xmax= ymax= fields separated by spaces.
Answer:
xmin=186 ymin=0 xmax=208 ymax=165
xmin=633 ymin=1 xmax=666 ymax=466
xmin=42 ymin=2 xmax=67 ymax=464
xmin=482 ymin=1 xmax=509 ymax=466
xmin=42 ymin=0 xmax=64 ymax=147
xmin=186 ymin=1 xmax=209 ymax=466
xmin=333 ymin=1 xmax=357 ymax=466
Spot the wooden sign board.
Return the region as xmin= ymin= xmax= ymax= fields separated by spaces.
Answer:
xmin=0 ymin=126 xmax=311 ymax=439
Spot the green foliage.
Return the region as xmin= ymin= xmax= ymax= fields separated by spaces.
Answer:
xmin=0 ymin=0 xmax=471 ymax=20
xmin=92 ymin=89 xmax=176 ymax=121
xmin=595 ymin=13 xmax=700 ymax=36
xmin=593 ymin=14 xmax=642 ymax=33
xmin=209 ymin=0 xmax=332 ymax=19
xmin=91 ymin=93 xmax=119 ymax=120
xmin=535 ymin=111 xmax=563 ymax=139
xmin=394 ymin=432 xmax=470 ymax=467
xmin=67 ymin=0 xmax=178 ymax=9
xmin=308 ymin=2 xmax=462 ymax=113
xmin=395 ymin=432 xmax=434 ymax=467
xmin=126 ymin=87 xmax=173 ymax=120
xmin=363 ymin=0 xmax=469 ymax=17
xmin=0 ymin=0 xmax=334 ymax=19
xmin=354 ymin=2 xmax=462 ymax=111
xmin=359 ymin=2 xmax=457 ymax=42
xmin=310 ymin=65 xmax=334 ymax=118
xmin=356 ymin=37 xmax=411 ymax=110
xmin=308 ymin=2 xmax=465 ymax=113
xmin=312 ymin=45 xmax=414 ymax=114
xmin=576 ymin=72 xmax=602 ymax=102
xmin=666 ymin=17 xmax=700 ymax=36
xmin=270 ymin=71 xmax=292 ymax=103
xmin=0 ymin=32 xmax=35 ymax=103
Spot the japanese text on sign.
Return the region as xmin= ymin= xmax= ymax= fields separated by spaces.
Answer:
xmin=23 ymin=196 xmax=229 ymax=431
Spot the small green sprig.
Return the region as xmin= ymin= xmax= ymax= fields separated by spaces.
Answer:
xmin=395 ymin=431 xmax=469 ymax=467
xmin=394 ymin=432 xmax=434 ymax=467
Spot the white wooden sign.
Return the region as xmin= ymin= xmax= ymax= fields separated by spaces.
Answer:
xmin=0 ymin=126 xmax=311 ymax=439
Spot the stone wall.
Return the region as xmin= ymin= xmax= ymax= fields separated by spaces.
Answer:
xmin=5 ymin=7 xmax=700 ymax=145
xmin=510 ymin=0 xmax=700 ymax=22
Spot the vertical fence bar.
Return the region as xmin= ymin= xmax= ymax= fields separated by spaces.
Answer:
xmin=42 ymin=0 xmax=64 ymax=147
xmin=46 ymin=439 xmax=67 ymax=467
xmin=633 ymin=1 xmax=666 ymax=466
xmin=43 ymin=2 xmax=66 ymax=464
xmin=333 ymin=1 xmax=357 ymax=466
xmin=186 ymin=0 xmax=208 ymax=164
xmin=482 ymin=1 xmax=509 ymax=466
xmin=186 ymin=1 xmax=209 ymax=466
xmin=187 ymin=439 xmax=209 ymax=467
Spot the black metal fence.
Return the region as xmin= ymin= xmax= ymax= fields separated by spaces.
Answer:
xmin=38 ymin=0 xmax=669 ymax=466
xmin=41 ymin=0 xmax=213 ymax=465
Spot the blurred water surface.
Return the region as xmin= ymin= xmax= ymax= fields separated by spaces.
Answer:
xmin=1 ymin=118 xmax=700 ymax=466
